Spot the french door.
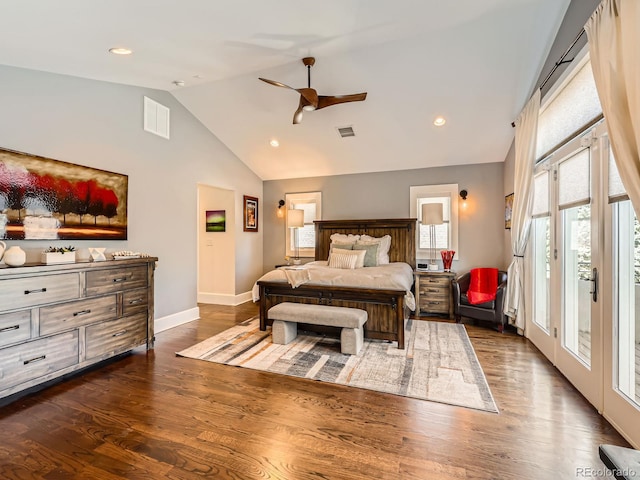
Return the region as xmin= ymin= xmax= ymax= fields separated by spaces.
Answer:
xmin=527 ymin=122 xmax=640 ymax=447
xmin=526 ymin=124 xmax=604 ymax=411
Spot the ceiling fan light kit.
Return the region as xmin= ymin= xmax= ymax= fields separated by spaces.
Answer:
xmin=259 ymin=57 xmax=367 ymax=124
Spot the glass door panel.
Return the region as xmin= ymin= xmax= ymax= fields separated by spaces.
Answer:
xmin=562 ymin=204 xmax=592 ymax=365
xmin=613 ymin=200 xmax=640 ymax=407
xmin=533 ymin=216 xmax=551 ymax=332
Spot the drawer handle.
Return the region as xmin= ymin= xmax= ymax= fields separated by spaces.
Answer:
xmin=24 ymin=355 xmax=46 ymax=365
xmin=112 ymin=330 xmax=128 ymax=337
xmin=113 ymin=277 xmax=129 ymax=283
xmin=428 ymin=288 xmax=440 ymax=292
xmin=0 ymin=324 xmax=20 ymax=333
xmin=128 ymin=298 xmax=143 ymax=305
xmin=73 ymin=309 xmax=92 ymax=317
xmin=24 ymin=288 xmax=47 ymax=295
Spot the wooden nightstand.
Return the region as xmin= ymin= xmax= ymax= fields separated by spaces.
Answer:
xmin=414 ymin=270 xmax=455 ymax=319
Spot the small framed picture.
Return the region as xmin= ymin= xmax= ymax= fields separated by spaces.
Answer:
xmin=505 ymin=193 xmax=514 ymax=230
xmin=243 ymin=195 xmax=258 ymax=232
xmin=206 ymin=210 xmax=226 ymax=232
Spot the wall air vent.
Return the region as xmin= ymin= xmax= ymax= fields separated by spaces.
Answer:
xmin=143 ymin=96 xmax=170 ymax=139
xmin=336 ymin=126 xmax=355 ymax=138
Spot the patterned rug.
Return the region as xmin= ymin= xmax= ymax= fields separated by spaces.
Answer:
xmin=176 ymin=317 xmax=498 ymax=413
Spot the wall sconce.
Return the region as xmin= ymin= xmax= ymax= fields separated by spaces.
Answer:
xmin=277 ymin=199 xmax=285 ymax=218
xmin=459 ymin=189 xmax=468 ymax=209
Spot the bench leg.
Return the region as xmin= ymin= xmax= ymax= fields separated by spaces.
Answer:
xmin=272 ymin=320 xmax=297 ymax=344
xmin=341 ymin=327 xmax=364 ymax=355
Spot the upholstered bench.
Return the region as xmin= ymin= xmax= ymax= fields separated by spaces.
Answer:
xmin=268 ymin=302 xmax=368 ymax=355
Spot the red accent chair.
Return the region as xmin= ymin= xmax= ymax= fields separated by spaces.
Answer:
xmin=452 ymin=270 xmax=508 ymax=332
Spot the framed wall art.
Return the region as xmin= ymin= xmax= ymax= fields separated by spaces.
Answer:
xmin=505 ymin=193 xmax=514 ymax=230
xmin=205 ymin=210 xmax=226 ymax=232
xmin=0 ymin=147 xmax=128 ymax=240
xmin=243 ymin=195 xmax=258 ymax=232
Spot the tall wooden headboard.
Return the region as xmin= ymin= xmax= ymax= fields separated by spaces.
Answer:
xmin=314 ymin=218 xmax=417 ymax=269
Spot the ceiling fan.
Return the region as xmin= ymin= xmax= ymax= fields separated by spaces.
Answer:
xmin=259 ymin=57 xmax=367 ymax=124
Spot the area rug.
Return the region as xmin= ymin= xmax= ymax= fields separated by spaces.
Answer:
xmin=176 ymin=317 xmax=498 ymax=413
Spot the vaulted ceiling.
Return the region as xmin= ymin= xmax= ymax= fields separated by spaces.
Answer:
xmin=0 ymin=0 xmax=570 ymax=180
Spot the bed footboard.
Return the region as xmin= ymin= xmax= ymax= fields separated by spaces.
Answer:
xmin=258 ymin=281 xmax=406 ymax=349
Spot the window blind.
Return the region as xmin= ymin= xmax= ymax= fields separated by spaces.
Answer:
xmin=532 ymin=171 xmax=550 ymax=218
xmin=558 ymin=149 xmax=590 ymax=210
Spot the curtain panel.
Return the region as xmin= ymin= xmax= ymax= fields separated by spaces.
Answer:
xmin=504 ymin=90 xmax=540 ymax=331
xmin=585 ymin=0 xmax=640 ymax=217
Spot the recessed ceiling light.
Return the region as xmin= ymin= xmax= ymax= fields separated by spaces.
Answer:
xmin=108 ymin=47 xmax=133 ymax=55
xmin=433 ymin=116 xmax=446 ymax=127
xmin=270 ymin=139 xmax=280 ymax=147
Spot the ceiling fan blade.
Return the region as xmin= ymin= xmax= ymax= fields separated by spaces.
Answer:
xmin=296 ymin=88 xmax=318 ymax=108
xmin=317 ymin=92 xmax=367 ymax=110
xmin=259 ymin=77 xmax=296 ymax=91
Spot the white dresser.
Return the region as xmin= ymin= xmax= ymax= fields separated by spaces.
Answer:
xmin=0 ymin=257 xmax=156 ymax=402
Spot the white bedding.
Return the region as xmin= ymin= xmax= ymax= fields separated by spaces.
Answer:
xmin=252 ymin=261 xmax=416 ymax=311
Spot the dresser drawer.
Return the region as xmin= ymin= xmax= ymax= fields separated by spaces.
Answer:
xmin=0 ymin=311 xmax=31 ymax=348
xmin=40 ymin=295 xmax=118 ymax=336
xmin=123 ymin=288 xmax=148 ymax=316
xmin=419 ymin=284 xmax=448 ymax=296
xmin=0 ymin=273 xmax=80 ymax=311
xmin=0 ymin=331 xmax=79 ymax=391
xmin=86 ymin=266 xmax=148 ymax=295
xmin=85 ymin=313 xmax=147 ymax=360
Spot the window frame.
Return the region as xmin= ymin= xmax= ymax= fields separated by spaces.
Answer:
xmin=410 ymin=184 xmax=459 ymax=261
xmin=285 ymin=191 xmax=322 ymax=258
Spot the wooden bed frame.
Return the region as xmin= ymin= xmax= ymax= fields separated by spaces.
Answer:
xmin=258 ymin=218 xmax=416 ymax=349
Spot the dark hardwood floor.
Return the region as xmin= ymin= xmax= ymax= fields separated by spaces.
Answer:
xmin=0 ymin=302 xmax=628 ymax=479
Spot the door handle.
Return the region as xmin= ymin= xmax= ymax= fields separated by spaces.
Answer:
xmin=590 ymin=267 xmax=598 ymax=302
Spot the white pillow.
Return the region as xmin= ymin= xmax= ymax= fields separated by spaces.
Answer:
xmin=329 ymin=233 xmax=360 ymax=244
xmin=357 ymin=234 xmax=391 ymax=265
xmin=331 ymin=247 xmax=366 ymax=268
xmin=328 ymin=252 xmax=358 ymax=269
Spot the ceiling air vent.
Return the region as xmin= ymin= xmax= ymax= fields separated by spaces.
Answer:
xmin=336 ymin=126 xmax=355 ymax=138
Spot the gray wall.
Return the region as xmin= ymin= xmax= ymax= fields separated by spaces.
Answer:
xmin=264 ymin=162 xmax=505 ymax=274
xmin=0 ymin=65 xmax=263 ymax=321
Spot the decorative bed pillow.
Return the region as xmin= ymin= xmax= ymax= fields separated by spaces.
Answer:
xmin=328 ymin=252 xmax=358 ymax=269
xmin=329 ymin=233 xmax=360 ymax=244
xmin=329 ymin=242 xmax=354 ymax=256
xmin=356 ymin=234 xmax=391 ymax=264
xmin=331 ymin=248 xmax=366 ymax=268
xmin=353 ymin=243 xmax=379 ymax=267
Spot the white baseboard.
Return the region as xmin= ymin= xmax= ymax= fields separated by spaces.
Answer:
xmin=197 ymin=291 xmax=252 ymax=306
xmin=155 ymin=306 xmax=200 ymax=333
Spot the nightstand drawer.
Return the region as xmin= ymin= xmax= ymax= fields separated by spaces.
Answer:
xmin=85 ymin=314 xmax=147 ymax=360
xmin=420 ymin=300 xmax=449 ymax=314
xmin=40 ymin=295 xmax=118 ymax=335
xmin=419 ymin=276 xmax=451 ymax=288
xmin=0 ymin=331 xmax=79 ymax=390
xmin=0 ymin=273 xmax=80 ymax=310
xmin=0 ymin=311 xmax=31 ymax=348
xmin=86 ymin=266 xmax=147 ymax=295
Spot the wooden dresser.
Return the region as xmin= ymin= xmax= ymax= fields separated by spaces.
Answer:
xmin=0 ymin=257 xmax=156 ymax=403
xmin=414 ymin=270 xmax=455 ymax=319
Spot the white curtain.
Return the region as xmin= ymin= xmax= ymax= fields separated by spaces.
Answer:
xmin=585 ymin=0 xmax=640 ymax=215
xmin=504 ymin=90 xmax=540 ymax=331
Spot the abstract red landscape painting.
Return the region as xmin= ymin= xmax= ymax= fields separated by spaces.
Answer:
xmin=0 ymin=148 xmax=128 ymax=240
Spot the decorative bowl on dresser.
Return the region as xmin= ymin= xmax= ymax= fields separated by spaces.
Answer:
xmin=0 ymin=256 xmax=156 ymax=404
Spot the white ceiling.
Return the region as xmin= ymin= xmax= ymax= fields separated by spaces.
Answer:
xmin=0 ymin=0 xmax=570 ymax=180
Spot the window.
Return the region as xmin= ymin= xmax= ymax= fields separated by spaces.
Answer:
xmin=410 ymin=184 xmax=459 ymax=261
xmin=285 ymin=191 xmax=321 ymax=258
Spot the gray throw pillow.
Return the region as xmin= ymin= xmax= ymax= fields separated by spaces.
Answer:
xmin=353 ymin=243 xmax=379 ymax=267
